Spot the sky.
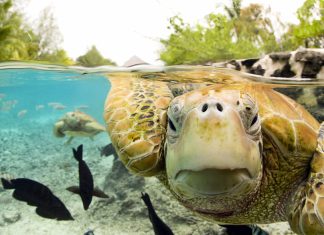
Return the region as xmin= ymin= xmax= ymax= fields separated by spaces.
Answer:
xmin=23 ymin=0 xmax=305 ymax=65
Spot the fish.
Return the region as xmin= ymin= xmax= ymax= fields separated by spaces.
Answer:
xmin=1 ymin=100 xmax=18 ymax=111
xmin=53 ymin=104 xmax=66 ymax=110
xmin=66 ymin=186 xmax=109 ymax=198
xmin=84 ymin=229 xmax=95 ymax=235
xmin=219 ymin=224 xmax=269 ymax=235
xmin=1 ymin=178 xmax=73 ymax=220
xmin=0 ymin=93 xmax=6 ymax=99
xmin=141 ymin=192 xmax=174 ymax=235
xmin=17 ymin=109 xmax=27 ymax=118
xmin=0 ymin=103 xmax=11 ymax=112
xmin=48 ymin=102 xmax=60 ymax=107
xmin=35 ymin=105 xmax=45 ymax=111
xmin=73 ymin=144 xmax=94 ymax=210
xmin=75 ymin=105 xmax=89 ymax=110
xmin=98 ymin=143 xmax=118 ymax=160
xmin=11 ymin=99 xmax=18 ymax=107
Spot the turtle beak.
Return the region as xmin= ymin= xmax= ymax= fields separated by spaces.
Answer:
xmin=166 ymin=98 xmax=262 ymax=198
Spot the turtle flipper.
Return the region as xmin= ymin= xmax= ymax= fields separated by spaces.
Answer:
xmin=104 ymin=75 xmax=173 ymax=176
xmin=289 ymin=122 xmax=324 ymax=234
xmin=64 ymin=136 xmax=74 ymax=145
xmin=53 ymin=120 xmax=65 ymax=137
xmin=85 ymin=121 xmax=106 ymax=133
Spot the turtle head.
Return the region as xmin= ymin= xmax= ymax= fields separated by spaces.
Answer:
xmin=165 ymin=87 xmax=263 ymax=216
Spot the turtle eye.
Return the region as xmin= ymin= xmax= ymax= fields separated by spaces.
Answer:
xmin=250 ymin=114 xmax=258 ymax=127
xmin=168 ymin=117 xmax=177 ymax=132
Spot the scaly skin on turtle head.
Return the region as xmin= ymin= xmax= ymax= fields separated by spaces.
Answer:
xmin=163 ymin=83 xmax=320 ymax=226
xmin=165 ymin=86 xmax=263 ymax=215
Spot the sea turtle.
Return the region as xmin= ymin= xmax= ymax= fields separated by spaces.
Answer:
xmin=103 ymin=68 xmax=324 ymax=234
xmin=53 ymin=111 xmax=106 ymax=144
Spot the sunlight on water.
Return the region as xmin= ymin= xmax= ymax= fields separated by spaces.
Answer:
xmin=0 ymin=61 xmax=323 ymax=235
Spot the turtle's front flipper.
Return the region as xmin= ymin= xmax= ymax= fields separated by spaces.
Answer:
xmin=64 ymin=136 xmax=74 ymax=145
xmin=289 ymin=122 xmax=324 ymax=234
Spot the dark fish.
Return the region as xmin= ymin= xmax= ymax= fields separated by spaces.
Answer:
xmin=66 ymin=186 xmax=109 ymax=198
xmin=99 ymin=143 xmax=118 ymax=160
xmin=220 ymin=224 xmax=269 ymax=235
xmin=84 ymin=229 xmax=95 ymax=235
xmin=73 ymin=144 xmax=94 ymax=210
xmin=141 ymin=192 xmax=174 ymax=235
xmin=1 ymin=178 xmax=73 ymax=220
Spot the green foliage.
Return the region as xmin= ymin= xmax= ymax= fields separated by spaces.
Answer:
xmin=224 ymin=0 xmax=241 ymax=19
xmin=36 ymin=7 xmax=62 ymax=56
xmin=0 ymin=1 xmax=115 ymax=66
xmin=282 ymin=0 xmax=323 ymax=49
xmin=0 ymin=0 xmax=38 ymax=60
xmin=160 ymin=1 xmax=281 ymax=65
xmin=33 ymin=7 xmax=73 ymax=65
xmin=37 ymin=49 xmax=74 ymax=65
xmin=160 ymin=0 xmax=322 ymax=65
xmin=0 ymin=0 xmax=73 ymax=64
xmin=76 ymin=46 xmax=116 ymax=67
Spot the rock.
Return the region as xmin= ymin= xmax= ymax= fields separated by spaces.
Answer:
xmin=314 ymin=87 xmax=324 ymax=107
xmin=2 ymin=211 xmax=21 ymax=224
xmin=297 ymin=88 xmax=318 ymax=107
xmin=224 ymin=48 xmax=324 ymax=79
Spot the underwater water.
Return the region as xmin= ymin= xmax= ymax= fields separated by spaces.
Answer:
xmin=0 ymin=63 xmax=323 ymax=235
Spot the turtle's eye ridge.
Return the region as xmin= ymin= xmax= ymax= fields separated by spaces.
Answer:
xmin=168 ymin=118 xmax=176 ymax=132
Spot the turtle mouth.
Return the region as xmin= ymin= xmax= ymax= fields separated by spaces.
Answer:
xmin=172 ymin=168 xmax=252 ymax=196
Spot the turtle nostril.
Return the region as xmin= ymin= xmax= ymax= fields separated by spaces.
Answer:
xmin=216 ymin=103 xmax=223 ymax=112
xmin=201 ymin=103 xmax=208 ymax=112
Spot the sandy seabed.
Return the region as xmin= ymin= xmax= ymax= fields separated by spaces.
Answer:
xmin=0 ymin=118 xmax=295 ymax=235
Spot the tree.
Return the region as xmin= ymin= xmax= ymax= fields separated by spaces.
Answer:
xmin=0 ymin=1 xmax=72 ymax=64
xmin=0 ymin=0 xmax=39 ymax=60
xmin=38 ymin=49 xmax=74 ymax=65
xmin=224 ymin=0 xmax=241 ymax=19
xmin=240 ymin=4 xmax=280 ymax=52
xmin=76 ymin=46 xmax=116 ymax=67
xmin=34 ymin=7 xmax=73 ymax=64
xmin=224 ymin=0 xmax=242 ymax=37
xmin=281 ymin=0 xmax=323 ymax=49
xmin=160 ymin=1 xmax=279 ymax=65
xmin=36 ymin=7 xmax=62 ymax=56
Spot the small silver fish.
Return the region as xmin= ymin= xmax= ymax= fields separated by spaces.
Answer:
xmin=17 ymin=109 xmax=27 ymax=118
xmin=1 ymin=100 xmax=18 ymax=111
xmin=75 ymin=105 xmax=89 ymax=110
xmin=35 ymin=105 xmax=45 ymax=111
xmin=53 ymin=104 xmax=66 ymax=110
xmin=48 ymin=102 xmax=60 ymax=107
xmin=12 ymin=100 xmax=18 ymax=109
